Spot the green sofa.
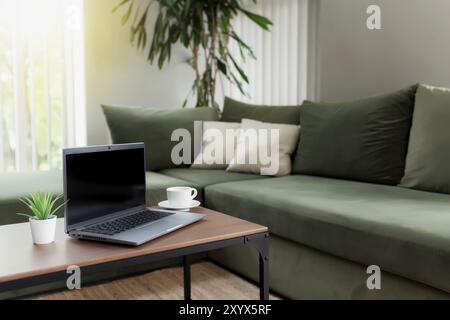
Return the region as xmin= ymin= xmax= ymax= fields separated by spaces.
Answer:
xmin=2 ymin=92 xmax=450 ymax=300
xmin=2 ymin=169 xmax=449 ymax=299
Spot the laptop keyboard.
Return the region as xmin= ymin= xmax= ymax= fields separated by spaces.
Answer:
xmin=82 ymin=210 xmax=174 ymax=236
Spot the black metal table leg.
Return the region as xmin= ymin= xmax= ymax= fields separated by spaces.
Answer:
xmin=245 ymin=233 xmax=269 ymax=300
xmin=183 ymin=255 xmax=191 ymax=300
xmin=259 ymin=248 xmax=269 ymax=300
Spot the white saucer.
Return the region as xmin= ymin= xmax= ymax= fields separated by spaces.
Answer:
xmin=158 ymin=200 xmax=201 ymax=211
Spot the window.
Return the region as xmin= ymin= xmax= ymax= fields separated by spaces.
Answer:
xmin=0 ymin=0 xmax=86 ymax=172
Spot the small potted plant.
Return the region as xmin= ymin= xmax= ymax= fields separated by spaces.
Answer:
xmin=16 ymin=192 xmax=66 ymax=245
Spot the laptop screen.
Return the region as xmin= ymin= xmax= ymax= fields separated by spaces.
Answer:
xmin=64 ymin=146 xmax=146 ymax=228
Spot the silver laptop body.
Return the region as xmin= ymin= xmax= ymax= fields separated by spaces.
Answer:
xmin=63 ymin=143 xmax=204 ymax=246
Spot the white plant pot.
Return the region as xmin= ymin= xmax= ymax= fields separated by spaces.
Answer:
xmin=29 ymin=216 xmax=57 ymax=245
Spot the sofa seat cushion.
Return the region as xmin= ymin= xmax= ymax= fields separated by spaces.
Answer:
xmin=159 ymin=168 xmax=268 ymax=188
xmin=0 ymin=170 xmax=64 ymax=226
xmin=145 ymin=171 xmax=202 ymax=205
xmin=205 ymin=174 xmax=450 ymax=292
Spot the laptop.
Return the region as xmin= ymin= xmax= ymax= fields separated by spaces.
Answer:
xmin=63 ymin=143 xmax=205 ymax=246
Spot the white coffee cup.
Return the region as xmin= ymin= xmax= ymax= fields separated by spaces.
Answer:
xmin=167 ymin=187 xmax=198 ymax=208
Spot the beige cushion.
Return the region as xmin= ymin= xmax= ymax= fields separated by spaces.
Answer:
xmin=227 ymin=119 xmax=300 ymax=176
xmin=191 ymin=121 xmax=241 ymax=169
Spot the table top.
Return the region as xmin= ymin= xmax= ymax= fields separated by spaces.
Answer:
xmin=0 ymin=207 xmax=268 ymax=284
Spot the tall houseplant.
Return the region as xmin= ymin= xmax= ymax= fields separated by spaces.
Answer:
xmin=114 ymin=0 xmax=272 ymax=109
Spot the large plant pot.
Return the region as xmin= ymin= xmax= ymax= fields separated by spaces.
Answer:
xmin=29 ymin=216 xmax=57 ymax=245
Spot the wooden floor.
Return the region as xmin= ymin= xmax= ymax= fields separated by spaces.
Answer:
xmin=36 ymin=262 xmax=281 ymax=300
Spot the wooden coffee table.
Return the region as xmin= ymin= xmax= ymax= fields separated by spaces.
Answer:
xmin=0 ymin=207 xmax=269 ymax=300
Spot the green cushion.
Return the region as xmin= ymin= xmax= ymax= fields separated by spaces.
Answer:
xmin=205 ymin=174 xmax=450 ymax=293
xmin=159 ymin=168 xmax=268 ymax=188
xmin=145 ymin=171 xmax=202 ymax=206
xmin=221 ymin=97 xmax=301 ymax=125
xmin=0 ymin=171 xmax=64 ymax=226
xmin=292 ymin=86 xmax=417 ymax=185
xmin=102 ymin=105 xmax=219 ymax=171
xmin=400 ymin=85 xmax=450 ymax=194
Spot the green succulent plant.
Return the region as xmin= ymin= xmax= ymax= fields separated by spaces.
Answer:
xmin=16 ymin=192 xmax=66 ymax=221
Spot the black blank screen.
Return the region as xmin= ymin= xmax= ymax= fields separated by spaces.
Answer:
xmin=65 ymin=148 xmax=146 ymax=227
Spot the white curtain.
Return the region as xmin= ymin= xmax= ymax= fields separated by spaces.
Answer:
xmin=223 ymin=0 xmax=312 ymax=106
xmin=0 ymin=0 xmax=86 ymax=172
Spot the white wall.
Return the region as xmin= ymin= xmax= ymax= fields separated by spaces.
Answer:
xmin=317 ymin=0 xmax=450 ymax=101
xmin=83 ymin=0 xmax=194 ymax=145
